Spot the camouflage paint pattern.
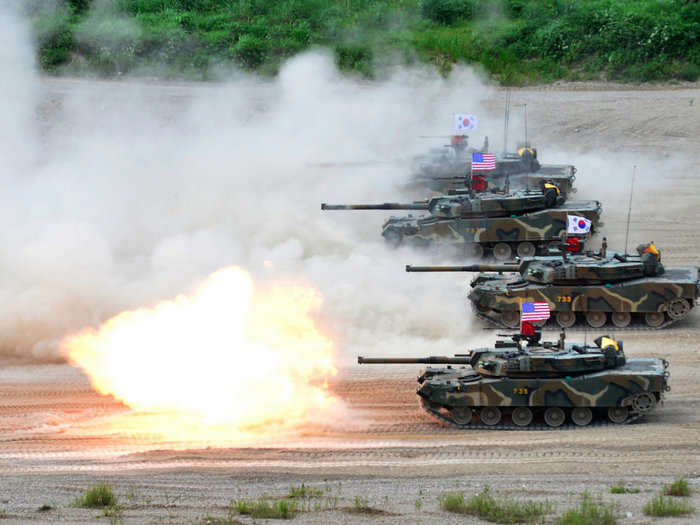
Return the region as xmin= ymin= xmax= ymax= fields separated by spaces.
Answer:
xmin=382 ymin=200 xmax=601 ymax=246
xmin=420 ymin=357 xmax=667 ymax=410
xmin=359 ymin=334 xmax=669 ymax=426
xmin=468 ymin=266 xmax=699 ymax=315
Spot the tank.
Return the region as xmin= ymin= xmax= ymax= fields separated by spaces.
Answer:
xmin=407 ymin=241 xmax=700 ymax=329
xmin=322 ymin=187 xmax=602 ymax=260
xmin=411 ymin=145 xmax=577 ymax=198
xmin=359 ymin=331 xmax=670 ymax=429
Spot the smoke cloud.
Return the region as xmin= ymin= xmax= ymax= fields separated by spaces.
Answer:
xmin=0 ymin=5 xmax=502 ymax=362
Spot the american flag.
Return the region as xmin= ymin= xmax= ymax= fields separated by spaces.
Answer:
xmin=472 ymin=152 xmax=496 ymax=171
xmin=521 ymin=302 xmax=550 ymax=322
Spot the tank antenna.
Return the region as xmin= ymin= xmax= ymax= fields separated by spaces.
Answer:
xmin=523 ymin=103 xmax=528 ymax=147
xmin=503 ymin=90 xmax=511 ymax=156
xmin=624 ymin=166 xmax=637 ymax=255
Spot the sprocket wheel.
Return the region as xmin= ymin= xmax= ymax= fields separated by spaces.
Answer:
xmin=666 ymin=298 xmax=690 ymax=321
xmin=632 ymin=392 xmax=657 ymax=413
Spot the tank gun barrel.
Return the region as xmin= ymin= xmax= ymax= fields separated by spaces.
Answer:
xmin=321 ymin=202 xmax=428 ymax=211
xmin=406 ymin=264 xmax=520 ymax=273
xmin=358 ymin=356 xmax=471 ymax=365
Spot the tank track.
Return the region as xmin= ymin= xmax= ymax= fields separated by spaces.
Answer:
xmin=423 ymin=406 xmax=644 ymax=430
xmin=474 ymin=311 xmax=683 ymax=331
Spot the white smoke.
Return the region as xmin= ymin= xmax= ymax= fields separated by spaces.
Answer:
xmin=0 ymin=6 xmax=501 ymax=361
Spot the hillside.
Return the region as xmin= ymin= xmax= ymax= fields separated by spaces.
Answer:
xmin=30 ymin=0 xmax=700 ymax=83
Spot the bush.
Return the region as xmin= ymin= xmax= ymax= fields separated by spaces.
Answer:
xmin=556 ymin=492 xmax=617 ymax=525
xmin=232 ymin=497 xmax=296 ymax=519
xmin=74 ymin=483 xmax=118 ymax=508
xmin=643 ymin=494 xmax=695 ymax=517
xmin=664 ymin=477 xmax=691 ymax=497
xmin=440 ymin=486 xmax=551 ymax=523
xmin=420 ymin=0 xmax=476 ymax=26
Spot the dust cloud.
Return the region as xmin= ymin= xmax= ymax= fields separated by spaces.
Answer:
xmin=0 ymin=4 xmax=503 ymax=362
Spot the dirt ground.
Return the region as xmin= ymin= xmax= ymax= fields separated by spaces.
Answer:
xmin=1 ymin=81 xmax=699 ymax=524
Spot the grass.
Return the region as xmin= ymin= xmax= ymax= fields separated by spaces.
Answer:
xmin=288 ymin=483 xmax=323 ymax=499
xmin=664 ymin=477 xmax=691 ymax=497
xmin=643 ymin=494 xmax=695 ymax=517
xmin=231 ymin=497 xmax=297 ymax=519
xmin=556 ymin=492 xmax=617 ymax=525
xmin=37 ymin=504 xmax=52 ymax=512
xmin=73 ymin=483 xmax=118 ymax=508
xmin=609 ymin=482 xmax=640 ymax=494
xmin=440 ymin=486 xmax=551 ymax=523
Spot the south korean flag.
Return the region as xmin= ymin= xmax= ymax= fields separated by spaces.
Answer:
xmin=567 ymin=215 xmax=592 ymax=235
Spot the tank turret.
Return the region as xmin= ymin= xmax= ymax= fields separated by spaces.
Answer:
xmin=408 ymin=241 xmax=699 ymax=329
xmin=359 ymin=332 xmax=669 ymax=428
xmin=406 ymin=242 xmax=666 ymax=284
xmin=322 ymin=186 xmax=563 ymax=220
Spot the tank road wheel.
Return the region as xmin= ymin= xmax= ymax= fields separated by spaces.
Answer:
xmin=383 ymin=229 xmax=402 ymax=248
xmin=607 ymin=407 xmax=629 ymax=424
xmin=450 ymin=407 xmax=473 ymax=425
xmin=666 ymin=298 xmax=690 ymax=321
xmin=544 ymin=407 xmax=566 ymax=427
xmin=511 ymin=407 xmax=533 ymax=427
xmin=644 ymin=312 xmax=665 ymax=328
xmin=571 ymin=407 xmax=593 ymax=427
xmin=611 ymin=312 xmax=631 ymax=328
xmin=480 ymin=406 xmax=502 ymax=426
xmin=556 ymin=311 xmax=577 ymax=328
xmin=516 ymin=241 xmax=536 ymax=258
xmin=466 ymin=244 xmax=484 ymax=259
xmin=501 ymin=311 xmax=521 ymax=329
xmin=632 ymin=392 xmax=657 ymax=413
xmin=585 ymin=311 xmax=607 ymax=328
xmin=493 ymin=242 xmax=513 ymax=261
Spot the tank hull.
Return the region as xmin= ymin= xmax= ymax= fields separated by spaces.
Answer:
xmin=382 ymin=200 xmax=601 ymax=258
xmin=468 ymin=266 xmax=700 ymax=328
xmin=418 ymin=357 xmax=668 ymax=428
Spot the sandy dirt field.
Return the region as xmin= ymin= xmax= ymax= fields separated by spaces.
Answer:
xmin=0 ymin=81 xmax=699 ymax=524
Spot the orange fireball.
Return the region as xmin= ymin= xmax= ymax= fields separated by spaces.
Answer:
xmin=61 ymin=266 xmax=339 ymax=440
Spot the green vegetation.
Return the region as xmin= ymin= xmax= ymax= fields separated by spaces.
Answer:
xmin=37 ymin=504 xmax=52 ymax=512
xmin=26 ymin=0 xmax=700 ymax=84
xmin=73 ymin=483 xmax=118 ymax=508
xmin=664 ymin=477 xmax=691 ymax=497
xmin=556 ymin=492 xmax=617 ymax=525
xmin=440 ymin=486 xmax=551 ymax=523
xmin=643 ymin=494 xmax=695 ymax=517
xmin=288 ymin=483 xmax=323 ymax=499
xmin=609 ymin=482 xmax=639 ymax=494
xmin=231 ymin=497 xmax=297 ymax=519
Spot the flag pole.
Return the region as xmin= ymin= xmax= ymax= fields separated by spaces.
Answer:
xmin=624 ymin=166 xmax=636 ymax=255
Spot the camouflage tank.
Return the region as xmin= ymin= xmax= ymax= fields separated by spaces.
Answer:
xmin=359 ymin=332 xmax=670 ymax=429
xmin=411 ymin=145 xmax=577 ymax=198
xmin=407 ymin=241 xmax=700 ymax=328
xmin=322 ymin=186 xmax=602 ymax=260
